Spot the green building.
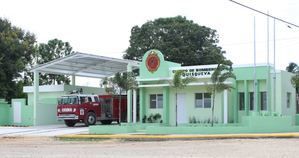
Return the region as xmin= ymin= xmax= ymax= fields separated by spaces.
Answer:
xmin=136 ymin=49 xmax=296 ymax=126
xmin=1 ymin=50 xmax=299 ymax=134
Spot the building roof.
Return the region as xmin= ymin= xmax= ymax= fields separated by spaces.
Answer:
xmin=30 ymin=52 xmax=140 ymax=78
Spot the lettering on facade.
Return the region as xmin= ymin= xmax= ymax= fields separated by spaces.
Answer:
xmin=171 ymin=67 xmax=216 ymax=78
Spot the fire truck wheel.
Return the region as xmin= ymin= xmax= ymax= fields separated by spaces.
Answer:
xmin=85 ymin=112 xmax=96 ymax=126
xmin=64 ymin=120 xmax=76 ymax=127
xmin=101 ymin=120 xmax=112 ymax=125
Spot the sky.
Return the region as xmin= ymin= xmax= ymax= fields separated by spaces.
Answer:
xmin=0 ymin=0 xmax=299 ymax=86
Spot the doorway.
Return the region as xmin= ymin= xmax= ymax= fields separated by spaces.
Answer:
xmin=177 ymin=93 xmax=187 ymax=124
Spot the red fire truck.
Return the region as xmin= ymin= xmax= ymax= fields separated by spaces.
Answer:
xmin=57 ymin=94 xmax=127 ymax=127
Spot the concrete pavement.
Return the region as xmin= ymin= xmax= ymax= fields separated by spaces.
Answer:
xmin=57 ymin=132 xmax=299 ymax=140
xmin=0 ymin=124 xmax=88 ymax=137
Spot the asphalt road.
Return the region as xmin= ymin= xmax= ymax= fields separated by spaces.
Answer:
xmin=1 ymin=137 xmax=299 ymax=158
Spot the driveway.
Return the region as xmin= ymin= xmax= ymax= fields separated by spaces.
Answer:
xmin=0 ymin=124 xmax=88 ymax=137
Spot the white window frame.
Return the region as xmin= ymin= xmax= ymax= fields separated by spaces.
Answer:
xmin=195 ymin=93 xmax=211 ymax=108
xmin=149 ymin=94 xmax=163 ymax=109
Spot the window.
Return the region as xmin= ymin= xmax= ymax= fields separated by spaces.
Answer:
xmin=249 ymin=92 xmax=254 ymax=111
xmin=88 ymin=97 xmax=92 ymax=102
xmin=204 ymin=93 xmax=211 ymax=108
xmin=260 ymin=92 xmax=267 ymax=111
xmin=195 ymin=93 xmax=203 ymax=108
xmin=195 ymin=93 xmax=211 ymax=108
xmin=150 ymin=94 xmax=163 ymax=109
xmin=80 ymin=96 xmax=86 ymax=104
xmin=94 ymin=96 xmax=99 ymax=103
xmin=287 ymin=92 xmax=291 ymax=108
xmin=239 ymin=92 xmax=245 ymax=110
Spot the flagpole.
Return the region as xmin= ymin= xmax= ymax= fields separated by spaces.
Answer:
xmin=273 ymin=19 xmax=276 ymax=112
xmin=253 ymin=16 xmax=257 ymax=114
xmin=267 ymin=11 xmax=271 ymax=113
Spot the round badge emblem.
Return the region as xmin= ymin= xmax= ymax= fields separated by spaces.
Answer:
xmin=146 ymin=51 xmax=160 ymax=72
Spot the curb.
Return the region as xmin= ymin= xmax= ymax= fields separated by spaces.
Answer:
xmin=56 ymin=133 xmax=299 ymax=140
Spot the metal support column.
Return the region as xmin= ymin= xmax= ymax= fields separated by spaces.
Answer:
xmin=127 ymin=63 xmax=132 ymax=123
xmin=33 ymin=70 xmax=39 ymax=126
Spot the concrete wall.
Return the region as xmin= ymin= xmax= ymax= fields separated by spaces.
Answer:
xmin=143 ymin=86 xmax=224 ymax=126
xmin=0 ymin=100 xmax=9 ymax=125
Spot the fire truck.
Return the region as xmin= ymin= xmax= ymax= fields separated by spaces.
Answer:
xmin=57 ymin=94 xmax=127 ymax=127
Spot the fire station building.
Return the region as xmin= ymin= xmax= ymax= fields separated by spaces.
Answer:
xmin=135 ymin=49 xmax=296 ymax=126
xmin=1 ymin=49 xmax=298 ymax=134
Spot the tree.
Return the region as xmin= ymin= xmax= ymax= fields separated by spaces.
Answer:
xmin=286 ymin=62 xmax=299 ymax=113
xmin=124 ymin=16 xmax=229 ymax=66
xmin=208 ymin=60 xmax=235 ymax=126
xmin=35 ymin=39 xmax=74 ymax=85
xmin=0 ymin=18 xmax=36 ymax=101
xmin=102 ymin=72 xmax=137 ymax=124
xmin=286 ymin=62 xmax=298 ymax=73
xmin=170 ymin=70 xmax=196 ymax=126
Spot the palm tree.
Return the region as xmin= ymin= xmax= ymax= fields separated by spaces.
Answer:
xmin=102 ymin=72 xmax=137 ymax=124
xmin=170 ymin=70 xmax=196 ymax=126
xmin=209 ymin=60 xmax=235 ymax=126
xmin=286 ymin=62 xmax=298 ymax=73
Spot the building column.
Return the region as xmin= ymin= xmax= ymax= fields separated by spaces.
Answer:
xmin=254 ymin=80 xmax=260 ymax=114
xmin=244 ymin=80 xmax=249 ymax=115
xmin=139 ymin=87 xmax=145 ymax=123
xmin=132 ymin=89 xmax=137 ymax=123
xmin=233 ymin=81 xmax=238 ymax=123
xmin=163 ymin=87 xmax=170 ymax=125
xmin=33 ymin=70 xmax=39 ymax=126
xmin=267 ymin=67 xmax=272 ymax=114
xmin=71 ymin=75 xmax=76 ymax=86
xmin=127 ymin=63 xmax=132 ymax=123
xmin=223 ymin=89 xmax=228 ymax=124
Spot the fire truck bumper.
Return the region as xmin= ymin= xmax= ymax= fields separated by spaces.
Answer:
xmin=57 ymin=114 xmax=79 ymax=120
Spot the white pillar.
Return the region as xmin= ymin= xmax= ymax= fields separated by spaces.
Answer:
xmin=127 ymin=63 xmax=132 ymax=123
xmin=133 ymin=89 xmax=137 ymax=123
xmin=223 ymin=89 xmax=228 ymax=124
xmin=33 ymin=70 xmax=39 ymax=126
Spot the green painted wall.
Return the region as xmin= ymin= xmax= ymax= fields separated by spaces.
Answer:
xmin=25 ymin=85 xmax=104 ymax=125
xmin=139 ymin=49 xmax=180 ymax=80
xmin=143 ymin=86 xmax=224 ymax=126
xmin=144 ymin=87 xmax=164 ymax=122
xmin=138 ymin=50 xmax=297 ymax=126
xmin=233 ymin=66 xmax=269 ymax=80
xmin=11 ymin=99 xmax=33 ymax=126
xmin=279 ymin=71 xmax=296 ymax=124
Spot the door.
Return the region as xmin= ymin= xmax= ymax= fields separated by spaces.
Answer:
xmin=13 ymin=101 xmax=21 ymax=123
xmin=177 ymin=93 xmax=187 ymax=124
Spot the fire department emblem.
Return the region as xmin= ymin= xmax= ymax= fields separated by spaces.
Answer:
xmin=146 ymin=51 xmax=160 ymax=73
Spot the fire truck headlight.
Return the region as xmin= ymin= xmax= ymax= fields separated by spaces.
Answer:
xmin=57 ymin=109 xmax=60 ymax=113
xmin=73 ymin=108 xmax=76 ymax=112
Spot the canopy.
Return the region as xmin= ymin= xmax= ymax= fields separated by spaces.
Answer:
xmin=31 ymin=52 xmax=140 ymax=78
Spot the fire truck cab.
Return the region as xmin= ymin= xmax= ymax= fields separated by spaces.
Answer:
xmin=57 ymin=94 xmax=125 ymax=127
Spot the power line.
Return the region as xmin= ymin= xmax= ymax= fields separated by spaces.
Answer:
xmin=229 ymin=0 xmax=299 ymax=28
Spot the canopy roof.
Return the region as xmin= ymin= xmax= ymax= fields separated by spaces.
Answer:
xmin=31 ymin=52 xmax=140 ymax=78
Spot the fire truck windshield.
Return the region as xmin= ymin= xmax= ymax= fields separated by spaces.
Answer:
xmin=58 ymin=96 xmax=78 ymax=105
